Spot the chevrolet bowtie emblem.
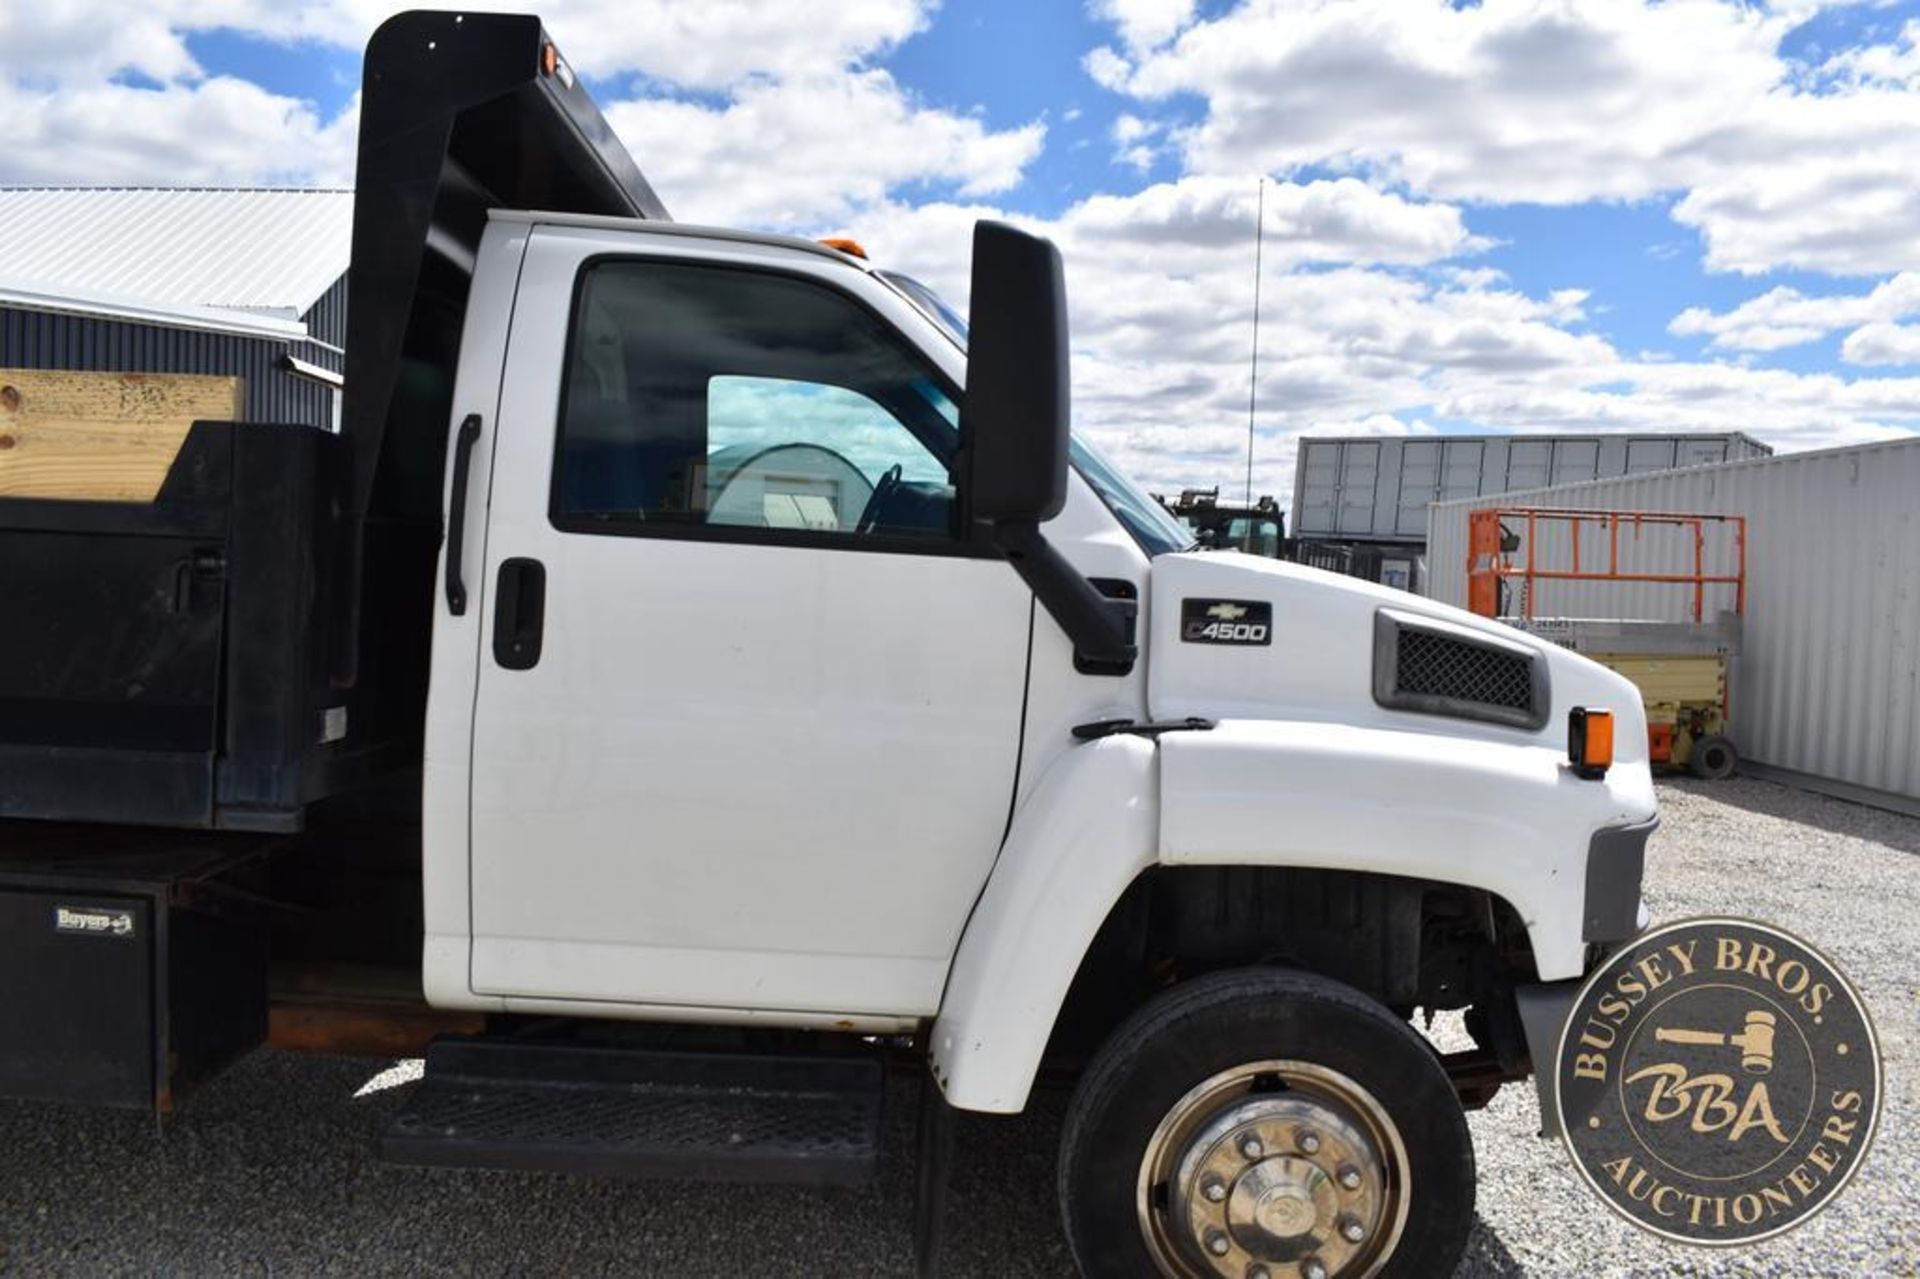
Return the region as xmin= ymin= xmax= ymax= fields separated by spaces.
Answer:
xmin=1205 ymin=603 xmax=1249 ymax=621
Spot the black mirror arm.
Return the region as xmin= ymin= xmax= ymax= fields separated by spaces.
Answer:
xmin=992 ymin=519 xmax=1136 ymax=672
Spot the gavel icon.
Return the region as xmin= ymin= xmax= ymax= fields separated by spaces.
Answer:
xmin=1654 ymin=1009 xmax=1777 ymax=1074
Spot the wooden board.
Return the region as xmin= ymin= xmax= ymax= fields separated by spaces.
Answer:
xmin=0 ymin=369 xmax=244 ymax=502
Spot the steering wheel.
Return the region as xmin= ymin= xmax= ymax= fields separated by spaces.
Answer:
xmin=855 ymin=463 xmax=904 ymax=535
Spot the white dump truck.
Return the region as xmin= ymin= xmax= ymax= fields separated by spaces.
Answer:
xmin=0 ymin=13 xmax=1655 ymax=1277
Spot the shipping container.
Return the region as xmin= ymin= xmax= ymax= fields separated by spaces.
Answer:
xmin=1426 ymin=436 xmax=1920 ymax=813
xmin=1291 ymin=432 xmax=1772 ymax=542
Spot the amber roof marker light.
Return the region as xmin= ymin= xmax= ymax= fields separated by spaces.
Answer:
xmin=819 ymin=237 xmax=868 ymax=259
xmin=541 ymin=40 xmax=575 ymax=88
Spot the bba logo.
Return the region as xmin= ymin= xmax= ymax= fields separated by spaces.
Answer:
xmin=1555 ymin=918 xmax=1881 ymax=1246
xmin=1181 ymin=598 xmax=1272 ymax=646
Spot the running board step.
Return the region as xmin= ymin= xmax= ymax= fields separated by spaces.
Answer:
xmin=382 ymin=1037 xmax=885 ymax=1186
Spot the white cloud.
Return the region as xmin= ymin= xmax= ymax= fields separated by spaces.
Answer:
xmin=0 ymin=3 xmax=357 ymax=185
xmin=1065 ymin=176 xmax=1484 ymax=268
xmin=1110 ymin=113 xmax=1162 ymax=170
xmin=1083 ymin=46 xmax=1133 ymax=91
xmin=1668 ymin=89 xmax=1920 ymax=275
xmin=1840 ymin=321 xmax=1920 ymax=366
xmin=606 ymin=72 xmax=1043 ymax=230
xmin=1090 ymin=0 xmax=1197 ymax=55
xmin=0 ymin=0 xmax=1038 ymax=230
xmin=0 ymin=77 xmax=358 ymax=186
xmin=844 ymin=193 xmax=1919 ymax=504
xmin=0 ymin=7 xmax=200 ymax=83
xmin=1106 ymin=0 xmax=1920 ymax=276
xmin=31 ymin=0 xmax=938 ymax=90
xmin=1671 ymin=273 xmax=1920 ymax=350
xmin=1817 ymin=18 xmax=1920 ymax=90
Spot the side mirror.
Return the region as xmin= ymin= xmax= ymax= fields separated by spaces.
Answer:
xmin=962 ymin=220 xmax=1069 ymax=524
xmin=961 ymin=220 xmax=1134 ymax=674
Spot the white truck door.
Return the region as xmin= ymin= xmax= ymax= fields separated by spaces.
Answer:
xmin=466 ymin=225 xmax=1031 ymax=1017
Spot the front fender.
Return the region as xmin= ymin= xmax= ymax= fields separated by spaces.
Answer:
xmin=933 ymin=719 xmax=1654 ymax=1115
xmin=1159 ymin=718 xmax=1656 ymax=980
xmin=930 ymin=733 xmax=1157 ymax=1113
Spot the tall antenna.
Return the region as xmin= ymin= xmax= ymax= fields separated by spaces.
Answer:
xmin=1245 ymin=176 xmax=1265 ymax=507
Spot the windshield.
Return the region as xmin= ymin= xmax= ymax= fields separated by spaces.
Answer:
xmin=1068 ymin=435 xmax=1196 ymax=556
xmin=879 ymin=270 xmax=1196 ymax=557
xmin=879 ymin=271 xmax=968 ymax=349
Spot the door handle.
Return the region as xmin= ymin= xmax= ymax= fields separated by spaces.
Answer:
xmin=445 ymin=413 xmax=483 ymax=615
xmin=492 ymin=557 xmax=547 ymax=670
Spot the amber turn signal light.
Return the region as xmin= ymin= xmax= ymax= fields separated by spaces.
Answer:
xmin=1568 ymin=708 xmax=1614 ymax=780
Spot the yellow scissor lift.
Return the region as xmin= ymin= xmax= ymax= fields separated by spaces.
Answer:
xmin=1467 ymin=507 xmax=1746 ymax=779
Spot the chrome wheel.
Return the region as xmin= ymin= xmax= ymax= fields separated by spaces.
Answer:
xmin=1135 ymin=1060 xmax=1411 ymax=1278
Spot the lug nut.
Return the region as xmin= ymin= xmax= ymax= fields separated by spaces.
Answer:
xmin=1247 ymin=1268 xmax=1271 ymax=1279
xmin=1339 ymin=1216 xmax=1365 ymax=1243
xmin=1297 ymin=1130 xmax=1321 ymax=1155
xmin=1337 ymin=1166 xmax=1362 ymax=1190
xmin=1301 ymin=1259 xmax=1328 ymax=1279
xmin=1240 ymin=1136 xmax=1265 ymax=1160
xmin=1205 ymin=1229 xmax=1232 ymax=1256
xmin=1202 ymin=1176 xmax=1228 ymax=1203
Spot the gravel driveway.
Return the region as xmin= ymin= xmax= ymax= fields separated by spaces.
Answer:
xmin=1 ymin=778 xmax=1913 ymax=1276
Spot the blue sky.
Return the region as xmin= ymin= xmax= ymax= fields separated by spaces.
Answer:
xmin=6 ymin=1 xmax=1920 ymax=498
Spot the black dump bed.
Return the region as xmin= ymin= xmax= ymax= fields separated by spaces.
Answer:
xmin=0 ymin=11 xmax=665 ymax=832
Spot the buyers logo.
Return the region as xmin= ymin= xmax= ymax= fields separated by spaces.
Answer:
xmin=1181 ymin=598 xmax=1271 ymax=646
xmin=54 ymin=905 xmax=136 ymax=938
xmin=1556 ymin=918 xmax=1880 ymax=1245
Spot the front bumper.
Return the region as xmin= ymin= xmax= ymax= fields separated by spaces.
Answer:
xmin=1582 ymin=816 xmax=1656 ymax=943
xmin=1520 ymin=815 xmax=1658 ymax=1138
xmin=1516 ymin=979 xmax=1582 ymax=1140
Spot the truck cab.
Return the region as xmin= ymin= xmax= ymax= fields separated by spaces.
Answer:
xmin=0 ymin=13 xmax=1657 ymax=1278
xmin=412 ymin=202 xmax=1657 ymax=1272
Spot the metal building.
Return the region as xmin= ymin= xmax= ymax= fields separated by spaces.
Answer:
xmin=1292 ymin=433 xmax=1772 ymax=544
xmin=0 ymin=188 xmax=352 ymax=428
xmin=1426 ymin=436 xmax=1920 ymax=814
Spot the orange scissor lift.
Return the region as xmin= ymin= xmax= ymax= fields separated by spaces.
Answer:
xmin=1467 ymin=507 xmax=1747 ymax=779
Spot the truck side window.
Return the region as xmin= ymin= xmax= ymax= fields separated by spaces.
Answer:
xmin=552 ymin=260 xmax=960 ymax=543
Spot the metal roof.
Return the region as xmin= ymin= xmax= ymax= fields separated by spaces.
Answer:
xmin=1297 ymin=429 xmax=1772 ymax=454
xmin=0 ymin=187 xmax=352 ymax=317
xmin=0 ymin=280 xmax=312 ymax=342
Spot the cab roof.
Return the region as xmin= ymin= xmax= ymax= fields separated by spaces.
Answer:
xmin=489 ymin=208 xmax=875 ymax=270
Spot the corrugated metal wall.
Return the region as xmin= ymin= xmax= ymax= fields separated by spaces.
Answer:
xmin=0 ymin=276 xmax=346 ymax=430
xmin=1427 ymin=437 xmax=1920 ymax=807
xmin=1293 ymin=432 xmax=1771 ymax=542
xmin=302 ymin=276 xmax=349 ymax=351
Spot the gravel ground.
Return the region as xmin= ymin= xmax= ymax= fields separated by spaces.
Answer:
xmin=0 ymin=777 xmax=1913 ymax=1276
xmin=1454 ymin=778 xmax=1919 ymax=1278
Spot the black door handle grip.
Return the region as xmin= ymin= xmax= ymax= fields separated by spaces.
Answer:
xmin=445 ymin=414 xmax=483 ymax=615
xmin=493 ymin=558 xmax=547 ymax=670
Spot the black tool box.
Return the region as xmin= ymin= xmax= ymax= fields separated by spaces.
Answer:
xmin=0 ymin=824 xmax=270 ymax=1110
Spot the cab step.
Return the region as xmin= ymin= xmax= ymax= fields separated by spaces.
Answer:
xmin=381 ymin=1037 xmax=885 ymax=1186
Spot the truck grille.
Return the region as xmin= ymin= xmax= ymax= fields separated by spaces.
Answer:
xmin=1395 ymin=628 xmax=1534 ymax=711
xmin=1372 ymin=609 xmax=1548 ymax=730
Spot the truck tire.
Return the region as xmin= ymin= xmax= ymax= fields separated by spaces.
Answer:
xmin=1057 ymin=967 xmax=1473 ymax=1278
xmin=1688 ymin=734 xmax=1737 ymax=781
